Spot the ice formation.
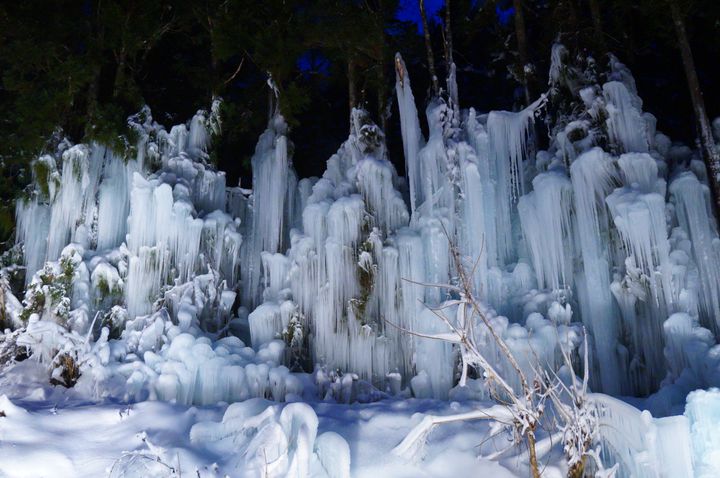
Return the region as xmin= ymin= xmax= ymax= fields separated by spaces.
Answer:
xmin=6 ymin=44 xmax=720 ymax=478
xmin=669 ymin=172 xmax=720 ymax=333
xmin=395 ymin=53 xmax=425 ymax=214
xmin=685 ymin=389 xmax=720 ymax=477
xmin=592 ymin=393 xmax=694 ymax=477
xmin=242 ymin=113 xmax=297 ymax=307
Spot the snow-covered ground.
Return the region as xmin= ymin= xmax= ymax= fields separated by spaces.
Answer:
xmin=0 ymin=361 xmax=547 ymax=478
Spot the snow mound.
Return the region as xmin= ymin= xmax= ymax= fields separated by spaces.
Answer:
xmin=190 ymin=399 xmax=350 ymax=478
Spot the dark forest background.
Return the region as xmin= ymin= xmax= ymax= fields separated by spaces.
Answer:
xmin=1 ymin=0 xmax=719 ymax=245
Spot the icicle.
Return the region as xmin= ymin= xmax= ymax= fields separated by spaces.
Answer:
xmin=607 ymin=186 xmax=674 ymax=392
xmin=458 ymin=152 xmax=490 ymax=295
xmin=326 ymin=195 xmax=365 ymax=247
xmin=416 ymin=216 xmax=451 ymax=305
xmin=518 ymin=169 xmax=574 ymax=291
xmin=486 ymin=96 xmax=543 ymax=264
xmin=685 ymin=390 xmax=720 ymax=477
xmin=126 ymin=174 xmax=204 ymax=284
xmin=97 ymin=151 xmax=136 ymax=251
xmin=670 ymin=172 xmax=720 ymax=333
xmin=248 ymin=301 xmax=295 ymax=347
xmin=15 ymin=199 xmax=51 ymax=283
xmin=570 ymin=148 xmax=623 ymax=394
xmin=395 ymin=228 xmax=427 ymax=377
xmin=487 ymin=104 xmax=536 ymax=202
xmin=201 ymin=210 xmax=242 ymax=286
xmin=413 ymin=101 xmax=454 ymax=218
xmin=603 ymin=81 xmax=648 ymax=153
xmin=188 ymin=111 xmax=211 ymax=160
xmin=261 ymin=252 xmax=290 ymax=301
xmin=618 ymin=152 xmax=663 ymax=194
xmin=394 ymin=53 xmax=426 ymax=214
xmin=46 ymin=145 xmax=93 ymax=261
xmin=663 ymin=312 xmax=713 ymax=383
xmin=463 ymin=111 xmax=500 ymax=272
xmin=125 ymin=246 xmax=167 ymax=318
xmin=414 ymin=304 xmax=456 ymax=399
xmin=167 ymin=124 xmax=189 ymax=159
xmin=242 ymin=114 xmax=294 ymax=307
xmin=606 ymin=188 xmax=673 ymax=311
xmin=354 ymin=158 xmax=409 ymax=234
xmin=549 ymin=43 xmax=569 ymax=88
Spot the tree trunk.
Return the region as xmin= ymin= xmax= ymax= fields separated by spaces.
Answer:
xmin=512 ymin=0 xmax=531 ymax=105
xmin=620 ymin=3 xmax=637 ymax=63
xmin=0 ymin=279 xmax=6 ymax=328
xmin=377 ymin=66 xmax=387 ymax=133
xmin=566 ymin=0 xmax=580 ymax=53
xmin=210 ymin=46 xmax=220 ymax=98
xmin=443 ymin=0 xmax=453 ymax=68
xmin=84 ymin=64 xmax=101 ymax=137
xmin=376 ymin=0 xmax=387 ymax=132
xmin=113 ymin=48 xmax=127 ymax=99
xmin=527 ymin=426 xmax=541 ymax=478
xmin=588 ymin=0 xmax=607 ymax=56
xmin=348 ymin=58 xmax=357 ymax=115
xmin=84 ymin=4 xmax=104 ymax=137
xmin=419 ymin=0 xmax=439 ymax=96
xmin=444 ymin=0 xmax=459 ymax=108
xmin=669 ymin=0 xmax=720 ymax=221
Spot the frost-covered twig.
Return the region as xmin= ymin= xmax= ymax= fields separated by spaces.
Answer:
xmin=392 ymin=406 xmax=512 ymax=462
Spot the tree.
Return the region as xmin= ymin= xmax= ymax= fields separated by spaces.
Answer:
xmin=419 ymin=0 xmax=439 ymax=96
xmin=443 ymin=0 xmax=459 ymax=108
xmin=667 ymin=0 xmax=720 ymax=220
xmin=512 ymin=0 xmax=531 ymax=104
xmin=587 ymin=0 xmax=607 ymax=56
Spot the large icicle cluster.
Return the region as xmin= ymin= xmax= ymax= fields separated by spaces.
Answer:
xmin=243 ymin=49 xmax=720 ymax=401
xmin=8 ymin=43 xmax=720 ymax=412
xmin=11 ymin=103 xmax=267 ymax=403
xmin=247 ymin=58 xmax=585 ymax=400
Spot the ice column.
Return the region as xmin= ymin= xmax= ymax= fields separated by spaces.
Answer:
xmin=606 ymin=185 xmax=673 ymax=392
xmin=97 ymin=151 xmax=136 ymax=251
xmin=46 ymin=145 xmax=93 ymax=261
xmin=518 ymin=169 xmax=574 ymax=291
xmin=570 ymin=148 xmax=623 ymax=394
xmin=486 ymin=103 xmax=537 ymax=264
xmin=603 ymin=81 xmax=648 ymax=154
xmin=243 ymin=115 xmax=294 ymax=307
xmin=394 ymin=53 xmax=426 ymax=214
xmin=670 ymin=172 xmax=720 ymax=333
